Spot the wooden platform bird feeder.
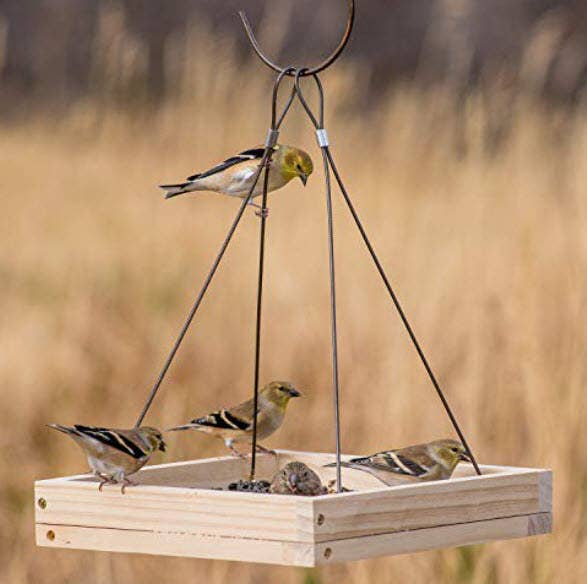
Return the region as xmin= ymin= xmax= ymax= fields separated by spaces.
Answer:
xmin=35 ymin=0 xmax=552 ymax=566
xmin=35 ymin=451 xmax=552 ymax=566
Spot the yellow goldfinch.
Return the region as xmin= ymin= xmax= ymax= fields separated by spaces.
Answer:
xmin=168 ymin=381 xmax=301 ymax=457
xmin=270 ymin=461 xmax=327 ymax=496
xmin=159 ymin=145 xmax=313 ymax=213
xmin=48 ymin=424 xmax=166 ymax=493
xmin=324 ymin=439 xmax=472 ymax=484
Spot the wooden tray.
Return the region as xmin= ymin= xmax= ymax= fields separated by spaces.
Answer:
xmin=35 ymin=450 xmax=552 ymax=566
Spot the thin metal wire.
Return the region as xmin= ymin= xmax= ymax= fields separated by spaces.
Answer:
xmin=135 ymin=69 xmax=295 ymax=429
xmin=238 ymin=0 xmax=355 ymax=77
xmin=294 ymin=70 xmax=343 ymax=492
xmin=326 ymin=150 xmax=482 ymax=475
xmin=250 ymin=67 xmax=296 ymax=481
xmin=294 ymin=72 xmax=481 ymax=476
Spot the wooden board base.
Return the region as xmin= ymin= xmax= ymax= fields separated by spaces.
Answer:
xmin=35 ymin=450 xmax=552 ymax=566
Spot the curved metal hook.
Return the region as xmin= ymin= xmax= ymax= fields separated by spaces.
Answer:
xmin=239 ymin=0 xmax=355 ymax=77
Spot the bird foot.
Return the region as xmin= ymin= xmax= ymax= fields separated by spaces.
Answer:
xmin=120 ymin=478 xmax=136 ymax=495
xmin=229 ymin=445 xmax=248 ymax=459
xmin=98 ymin=477 xmax=114 ymax=492
xmin=255 ymin=207 xmax=270 ymax=218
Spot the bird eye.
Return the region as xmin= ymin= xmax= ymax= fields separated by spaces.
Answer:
xmin=296 ymin=164 xmax=302 ymax=171
xmin=451 ymin=447 xmax=459 ymax=453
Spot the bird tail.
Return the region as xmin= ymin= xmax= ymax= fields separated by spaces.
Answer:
xmin=322 ymin=461 xmax=356 ymax=469
xmin=159 ymin=182 xmax=196 ymax=199
xmin=47 ymin=423 xmax=77 ymax=436
xmin=166 ymin=423 xmax=199 ymax=432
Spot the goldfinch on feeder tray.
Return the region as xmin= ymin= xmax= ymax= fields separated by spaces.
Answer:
xmin=324 ymin=439 xmax=472 ymax=484
xmin=159 ymin=145 xmax=313 ymax=215
xmin=168 ymin=381 xmax=301 ymax=457
xmin=270 ymin=461 xmax=327 ymax=496
xmin=47 ymin=424 xmax=166 ymax=493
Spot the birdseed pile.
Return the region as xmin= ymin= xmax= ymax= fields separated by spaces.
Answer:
xmin=226 ymin=479 xmax=271 ymax=493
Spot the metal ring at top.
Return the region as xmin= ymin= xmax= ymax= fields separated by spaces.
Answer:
xmin=238 ymin=0 xmax=355 ymax=77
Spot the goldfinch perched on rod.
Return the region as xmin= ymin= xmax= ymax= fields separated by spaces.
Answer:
xmin=168 ymin=381 xmax=301 ymax=457
xmin=270 ymin=461 xmax=327 ymax=496
xmin=159 ymin=145 xmax=313 ymax=213
xmin=324 ymin=439 xmax=472 ymax=484
xmin=47 ymin=424 xmax=166 ymax=493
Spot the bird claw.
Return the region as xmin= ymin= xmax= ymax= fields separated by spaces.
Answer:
xmin=120 ymin=478 xmax=135 ymax=495
xmin=255 ymin=208 xmax=269 ymax=219
xmin=229 ymin=445 xmax=248 ymax=459
xmin=98 ymin=477 xmax=113 ymax=492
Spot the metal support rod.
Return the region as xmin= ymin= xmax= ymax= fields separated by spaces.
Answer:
xmin=294 ymin=71 xmax=481 ymax=476
xmin=248 ymin=68 xmax=297 ymax=480
xmin=135 ymin=69 xmax=296 ymax=429
xmin=325 ymin=148 xmax=482 ymax=476
xmin=135 ymin=158 xmax=268 ymax=428
xmin=321 ymin=148 xmax=343 ymax=492
xmin=293 ymin=69 xmax=343 ymax=491
xmin=249 ymin=149 xmax=272 ymax=481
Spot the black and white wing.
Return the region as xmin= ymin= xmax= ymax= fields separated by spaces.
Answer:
xmin=349 ymin=450 xmax=430 ymax=478
xmin=73 ymin=425 xmax=148 ymax=460
xmin=191 ymin=409 xmax=252 ymax=432
xmin=187 ymin=148 xmax=265 ymax=181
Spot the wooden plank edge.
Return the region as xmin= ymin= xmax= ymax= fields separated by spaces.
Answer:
xmin=538 ymin=470 xmax=553 ymax=513
xmin=35 ymin=523 xmax=316 ymax=567
xmin=311 ymin=468 xmax=552 ymax=501
xmin=34 ymin=467 xmax=553 ymax=501
xmin=35 ymin=512 xmax=551 ymax=567
xmin=313 ymin=512 xmax=553 ymax=565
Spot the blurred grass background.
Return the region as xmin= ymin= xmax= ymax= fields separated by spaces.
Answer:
xmin=1 ymin=1 xmax=587 ymax=583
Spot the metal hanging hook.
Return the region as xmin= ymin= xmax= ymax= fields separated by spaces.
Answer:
xmin=239 ymin=0 xmax=355 ymax=77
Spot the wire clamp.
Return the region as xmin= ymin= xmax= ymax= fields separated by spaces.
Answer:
xmin=265 ymin=129 xmax=280 ymax=148
xmin=316 ymin=128 xmax=329 ymax=148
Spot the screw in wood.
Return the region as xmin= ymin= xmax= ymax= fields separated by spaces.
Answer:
xmin=46 ymin=530 xmax=55 ymax=541
xmin=37 ymin=498 xmax=47 ymax=510
xmin=317 ymin=513 xmax=325 ymax=526
xmin=323 ymin=547 xmax=332 ymax=559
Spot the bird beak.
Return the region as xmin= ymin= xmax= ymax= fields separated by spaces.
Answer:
xmin=459 ymin=451 xmax=472 ymax=462
xmin=288 ymin=473 xmax=299 ymax=489
xmin=288 ymin=388 xmax=302 ymax=398
xmin=298 ymin=173 xmax=308 ymax=186
xmin=164 ymin=191 xmax=183 ymax=200
xmin=159 ymin=441 xmax=167 ymax=452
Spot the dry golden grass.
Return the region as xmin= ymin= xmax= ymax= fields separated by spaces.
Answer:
xmin=2 ymin=53 xmax=587 ymax=582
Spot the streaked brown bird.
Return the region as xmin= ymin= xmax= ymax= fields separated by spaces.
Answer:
xmin=48 ymin=424 xmax=166 ymax=493
xmin=270 ymin=461 xmax=327 ymax=496
xmin=168 ymin=381 xmax=301 ymax=457
xmin=324 ymin=439 xmax=472 ymax=484
xmin=160 ymin=145 xmax=313 ymax=215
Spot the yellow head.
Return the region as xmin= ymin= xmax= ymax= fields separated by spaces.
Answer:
xmin=429 ymin=439 xmax=471 ymax=472
xmin=261 ymin=381 xmax=302 ymax=410
xmin=139 ymin=427 xmax=167 ymax=453
xmin=277 ymin=145 xmax=314 ymax=186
